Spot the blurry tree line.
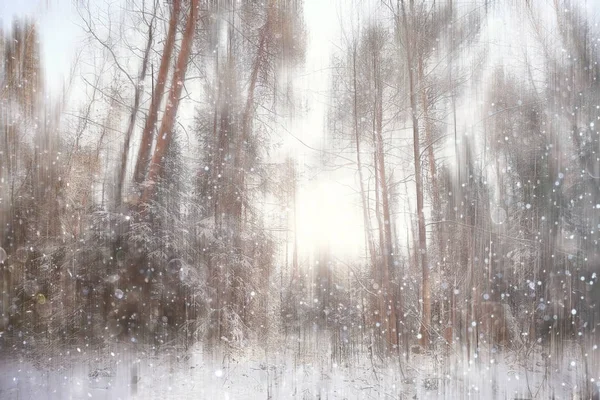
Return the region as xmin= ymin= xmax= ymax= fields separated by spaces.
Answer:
xmin=325 ymin=0 xmax=599 ymax=375
xmin=0 ymin=0 xmax=598 ymax=388
xmin=0 ymin=0 xmax=306 ymax=350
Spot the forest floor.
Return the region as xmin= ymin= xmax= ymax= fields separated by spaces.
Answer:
xmin=0 ymin=339 xmax=597 ymax=399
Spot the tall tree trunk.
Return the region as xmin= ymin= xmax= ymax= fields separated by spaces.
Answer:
xmin=133 ymin=0 xmax=181 ymax=186
xmin=418 ymin=57 xmax=441 ymax=231
xmin=115 ymin=6 xmax=156 ymax=206
xmin=234 ymin=0 xmax=276 ymax=231
xmin=211 ymin=43 xmax=222 ymax=230
xmin=419 ymin=51 xmax=445 ymax=344
xmin=141 ymin=0 xmax=199 ymax=204
xmin=291 ymin=162 xmax=299 ymax=281
xmin=352 ymin=44 xmax=378 ymax=276
xmin=373 ymin=51 xmax=398 ymax=349
xmin=400 ymin=0 xmax=430 ymax=348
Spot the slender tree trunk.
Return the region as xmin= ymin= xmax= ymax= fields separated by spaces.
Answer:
xmin=291 ymin=163 xmax=299 ymax=281
xmin=362 ymin=41 xmax=399 ymax=350
xmin=133 ymin=0 xmax=181 ymax=186
xmin=214 ymin=65 xmax=230 ymax=231
xmin=419 ymin=51 xmax=447 ymax=344
xmin=115 ymin=7 xmax=156 ymax=206
xmin=141 ymin=0 xmax=199 ymax=204
xmin=400 ymin=0 xmax=430 ymax=348
xmin=373 ymin=146 xmax=386 ymax=265
xmin=234 ymin=0 xmax=276 ymax=228
xmin=211 ymin=53 xmax=221 ymax=228
xmin=372 ymin=108 xmax=386 ymax=353
xmin=352 ymin=44 xmax=378 ymax=275
xmin=373 ymin=55 xmax=398 ymax=350
xmin=418 ymin=57 xmax=441 ymax=230
xmin=352 ymin=38 xmax=382 ymax=351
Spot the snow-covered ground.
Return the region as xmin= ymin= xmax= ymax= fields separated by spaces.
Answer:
xmin=1 ymin=341 xmax=597 ymax=399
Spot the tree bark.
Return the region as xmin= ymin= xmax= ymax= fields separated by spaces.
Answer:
xmin=351 ymin=43 xmax=378 ymax=277
xmin=133 ymin=0 xmax=181 ymax=186
xmin=418 ymin=57 xmax=441 ymax=229
xmin=400 ymin=0 xmax=430 ymax=348
xmin=372 ymin=49 xmax=398 ymax=349
xmin=141 ymin=0 xmax=198 ymax=204
xmin=115 ymin=6 xmax=156 ymax=206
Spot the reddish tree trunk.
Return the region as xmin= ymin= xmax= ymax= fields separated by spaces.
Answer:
xmin=133 ymin=0 xmax=181 ymax=187
xmin=141 ymin=0 xmax=198 ymax=204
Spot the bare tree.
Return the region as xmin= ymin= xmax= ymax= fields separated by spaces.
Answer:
xmin=115 ymin=1 xmax=157 ymax=206
xmin=398 ymin=0 xmax=431 ymax=348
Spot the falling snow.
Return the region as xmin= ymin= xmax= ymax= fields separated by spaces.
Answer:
xmin=1 ymin=0 xmax=599 ymax=399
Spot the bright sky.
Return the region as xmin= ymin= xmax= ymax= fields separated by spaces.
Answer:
xmin=290 ymin=0 xmax=366 ymax=261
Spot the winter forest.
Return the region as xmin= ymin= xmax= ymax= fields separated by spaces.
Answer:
xmin=0 ymin=0 xmax=599 ymax=398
